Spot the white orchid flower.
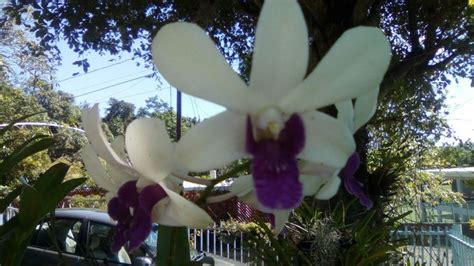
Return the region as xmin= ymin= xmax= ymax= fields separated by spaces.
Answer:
xmin=333 ymin=89 xmax=380 ymax=209
xmin=335 ymin=88 xmax=380 ymax=134
xmin=152 ymin=0 xmax=391 ymax=210
xmin=81 ymin=105 xmax=213 ymax=250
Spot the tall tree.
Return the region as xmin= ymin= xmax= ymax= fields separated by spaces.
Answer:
xmin=4 ymin=0 xmax=471 ymax=215
xmin=137 ymin=96 xmax=198 ymax=140
xmin=0 ymin=19 xmax=55 ymax=87
xmin=103 ymin=98 xmax=136 ymax=137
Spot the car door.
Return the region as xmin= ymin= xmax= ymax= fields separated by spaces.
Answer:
xmin=82 ymin=220 xmax=133 ymax=266
xmin=23 ymin=217 xmax=89 ymax=266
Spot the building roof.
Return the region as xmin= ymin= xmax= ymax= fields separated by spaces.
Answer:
xmin=422 ymin=167 xmax=474 ymax=180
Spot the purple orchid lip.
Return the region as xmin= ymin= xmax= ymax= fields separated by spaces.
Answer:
xmin=340 ymin=152 xmax=373 ymax=209
xmin=108 ymin=180 xmax=167 ymax=251
xmin=246 ymin=114 xmax=305 ymax=210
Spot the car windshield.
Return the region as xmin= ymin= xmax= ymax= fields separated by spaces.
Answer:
xmin=143 ymin=224 xmax=158 ymax=255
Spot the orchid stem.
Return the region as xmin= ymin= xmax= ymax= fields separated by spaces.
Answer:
xmin=172 ymin=173 xmax=212 ymax=186
xmin=195 ymin=161 xmax=250 ymax=205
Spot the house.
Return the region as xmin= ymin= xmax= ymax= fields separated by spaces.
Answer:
xmin=424 ymin=167 xmax=474 ymax=199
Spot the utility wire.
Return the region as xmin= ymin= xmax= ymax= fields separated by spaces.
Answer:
xmin=97 ymin=87 xmax=165 ymax=104
xmin=93 ymin=77 xmax=148 ymax=103
xmin=58 ymin=58 xmax=133 ymax=82
xmin=68 ymin=69 xmax=150 ymax=93
xmin=74 ymin=74 xmax=153 ymax=98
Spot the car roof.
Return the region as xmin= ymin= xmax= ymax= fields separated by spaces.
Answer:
xmin=53 ymin=208 xmax=116 ymax=225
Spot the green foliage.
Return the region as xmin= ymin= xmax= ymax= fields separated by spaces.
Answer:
xmin=367 ymin=134 xmax=465 ymax=223
xmin=0 ymin=163 xmax=86 ymax=265
xmin=420 ymin=141 xmax=474 ymax=168
xmin=0 ymin=86 xmax=87 ymax=184
xmin=68 ymin=194 xmax=107 ymax=210
xmin=0 ymin=20 xmax=55 ymax=87
xmin=229 ymin=201 xmax=411 ymax=265
xmin=331 ymin=202 xmax=411 ymax=266
xmin=137 ymin=96 xmax=198 ymax=140
xmin=216 ymin=218 xmax=270 ymax=244
xmin=0 ymin=121 xmax=86 ymax=265
xmin=104 ymin=98 xmax=136 ymax=137
xmin=287 ymin=208 xmax=340 ymax=266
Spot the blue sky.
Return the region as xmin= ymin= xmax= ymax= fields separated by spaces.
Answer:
xmin=56 ymin=41 xmax=472 ymax=143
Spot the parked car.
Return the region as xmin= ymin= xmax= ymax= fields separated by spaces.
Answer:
xmin=22 ymin=208 xmax=213 ymax=266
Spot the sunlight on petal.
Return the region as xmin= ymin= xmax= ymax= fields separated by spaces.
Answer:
xmin=229 ymin=175 xmax=255 ymax=198
xmin=280 ymin=27 xmax=391 ymax=112
xmin=353 ymin=88 xmax=379 ymax=132
xmin=175 ymin=111 xmax=247 ymax=172
xmin=110 ymin=135 xmax=128 ymax=161
xmin=300 ymin=111 xmax=355 ymax=168
xmin=156 ymin=185 xmax=214 ymax=228
xmin=81 ymin=104 xmax=139 ymax=177
xmin=299 ymin=175 xmax=325 ymax=196
xmin=81 ymin=144 xmax=119 ymax=192
xmin=315 ymin=176 xmax=341 ymax=200
xmin=250 ymin=0 xmax=308 ymax=101
xmin=335 ymin=100 xmax=354 ymax=132
xmin=152 ymin=22 xmax=268 ymax=113
xmin=273 ymin=210 xmax=291 ymax=234
xmin=125 ymin=118 xmax=174 ymax=182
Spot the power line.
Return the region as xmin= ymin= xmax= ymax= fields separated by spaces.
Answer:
xmin=68 ymin=69 xmax=150 ymax=93
xmin=93 ymin=77 xmax=148 ymax=103
xmin=451 ymin=97 xmax=473 ymax=111
xmin=58 ymin=58 xmax=133 ymax=82
xmin=74 ymin=74 xmax=153 ymax=98
xmin=97 ymin=88 xmax=165 ymax=104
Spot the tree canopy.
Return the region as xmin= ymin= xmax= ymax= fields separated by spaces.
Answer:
xmin=1 ymin=0 xmax=472 ymax=212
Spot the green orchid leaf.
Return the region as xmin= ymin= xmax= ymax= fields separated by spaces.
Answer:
xmin=17 ymin=185 xmax=42 ymax=227
xmin=40 ymin=178 xmax=86 ymax=212
xmin=0 ymin=135 xmax=53 ymax=174
xmin=34 ymin=162 xmax=70 ymax=192
xmin=0 ymin=186 xmax=21 ymax=213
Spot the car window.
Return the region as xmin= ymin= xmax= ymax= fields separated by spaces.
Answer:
xmin=31 ymin=218 xmax=82 ymax=254
xmin=86 ymin=222 xmax=131 ymax=264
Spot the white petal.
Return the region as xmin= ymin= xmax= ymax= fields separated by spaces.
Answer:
xmin=106 ymin=162 xmax=135 ymax=186
xmin=125 ymin=118 xmax=174 ymax=183
xmin=136 ymin=178 xmax=155 ymax=190
xmin=81 ymin=144 xmax=119 ymax=192
xmin=110 ymin=135 xmax=128 ymax=161
xmin=175 ymin=111 xmax=247 ymax=172
xmin=152 ymin=22 xmax=268 ymax=113
xmin=229 ymin=175 xmax=254 ymax=198
xmin=299 ymin=175 xmax=325 ymax=196
xmin=335 ymin=100 xmax=354 ymax=132
xmin=280 ymin=26 xmax=391 ymax=112
xmin=81 ymin=104 xmax=139 ymax=177
xmin=353 ymin=88 xmax=379 ymax=132
xmin=250 ymin=0 xmax=308 ymax=101
xmin=273 ymin=210 xmax=291 ymax=234
xmin=104 ymin=136 xmax=136 ymax=185
xmin=154 ymin=184 xmax=214 ymax=228
xmin=299 ymin=161 xmax=338 ymax=178
xmin=315 ymin=176 xmax=341 ymax=200
xmin=300 ymin=111 xmax=355 ymax=168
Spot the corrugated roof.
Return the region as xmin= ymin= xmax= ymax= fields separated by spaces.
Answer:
xmin=422 ymin=167 xmax=474 ymax=180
